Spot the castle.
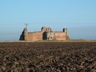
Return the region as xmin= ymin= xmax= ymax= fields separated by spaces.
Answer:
xmin=19 ymin=26 xmax=69 ymax=42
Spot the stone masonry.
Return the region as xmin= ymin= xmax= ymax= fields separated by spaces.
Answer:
xmin=19 ymin=27 xmax=69 ymax=41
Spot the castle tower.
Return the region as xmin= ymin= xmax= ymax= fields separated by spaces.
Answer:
xmin=24 ymin=28 xmax=28 ymax=40
xmin=41 ymin=27 xmax=51 ymax=32
xmin=47 ymin=28 xmax=51 ymax=32
xmin=63 ymin=28 xmax=67 ymax=33
xmin=19 ymin=24 xmax=28 ymax=41
xmin=63 ymin=28 xmax=70 ymax=40
xmin=63 ymin=28 xmax=68 ymax=40
xmin=41 ymin=27 xmax=46 ymax=32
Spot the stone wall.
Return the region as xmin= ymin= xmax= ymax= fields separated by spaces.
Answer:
xmin=54 ymin=32 xmax=67 ymax=40
xmin=27 ymin=32 xmax=43 ymax=41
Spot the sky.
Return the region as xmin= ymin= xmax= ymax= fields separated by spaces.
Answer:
xmin=0 ymin=0 xmax=96 ymax=41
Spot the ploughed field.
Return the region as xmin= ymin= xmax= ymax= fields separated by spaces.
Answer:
xmin=0 ymin=42 xmax=96 ymax=72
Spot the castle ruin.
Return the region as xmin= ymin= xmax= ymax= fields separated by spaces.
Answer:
xmin=19 ymin=26 xmax=69 ymax=41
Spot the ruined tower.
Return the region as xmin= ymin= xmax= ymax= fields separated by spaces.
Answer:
xmin=63 ymin=28 xmax=70 ymax=40
xmin=63 ymin=28 xmax=67 ymax=32
xmin=24 ymin=28 xmax=28 ymax=40
xmin=19 ymin=24 xmax=28 ymax=41
xmin=19 ymin=28 xmax=28 ymax=41
xmin=41 ymin=27 xmax=51 ymax=32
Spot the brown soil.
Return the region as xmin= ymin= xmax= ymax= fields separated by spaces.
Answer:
xmin=0 ymin=42 xmax=96 ymax=72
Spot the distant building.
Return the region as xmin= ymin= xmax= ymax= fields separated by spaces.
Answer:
xmin=19 ymin=27 xmax=69 ymax=41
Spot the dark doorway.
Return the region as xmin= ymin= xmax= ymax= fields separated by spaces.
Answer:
xmin=43 ymin=32 xmax=47 ymax=40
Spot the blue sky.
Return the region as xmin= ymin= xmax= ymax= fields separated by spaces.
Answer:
xmin=0 ymin=0 xmax=96 ymax=41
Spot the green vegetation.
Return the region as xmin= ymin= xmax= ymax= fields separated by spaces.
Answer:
xmin=5 ymin=40 xmax=32 ymax=42
xmin=3 ymin=39 xmax=96 ymax=43
xmin=37 ymin=39 xmax=96 ymax=42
